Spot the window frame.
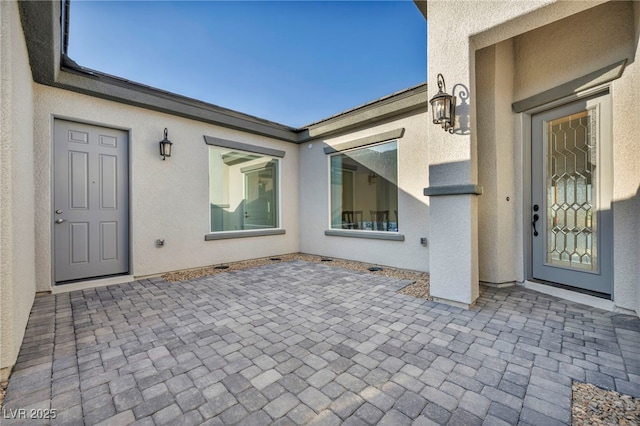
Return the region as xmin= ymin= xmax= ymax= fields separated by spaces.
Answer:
xmin=327 ymin=139 xmax=401 ymax=236
xmin=204 ymin=137 xmax=285 ymax=240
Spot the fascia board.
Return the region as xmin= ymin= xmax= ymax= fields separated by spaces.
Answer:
xmin=301 ymin=88 xmax=428 ymax=141
xmin=55 ymin=68 xmax=300 ymax=142
xmin=18 ymin=1 xmax=426 ymax=144
xmin=413 ymin=0 xmax=427 ymax=19
xmin=18 ymin=0 xmax=300 ymax=143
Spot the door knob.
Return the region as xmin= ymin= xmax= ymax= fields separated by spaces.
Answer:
xmin=55 ymin=219 xmax=65 ymax=224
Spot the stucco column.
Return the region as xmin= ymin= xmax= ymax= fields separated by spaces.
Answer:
xmin=425 ymin=3 xmax=480 ymax=308
xmin=425 ymin=126 xmax=481 ymax=308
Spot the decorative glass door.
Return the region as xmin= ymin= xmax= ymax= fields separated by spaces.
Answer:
xmin=531 ymin=93 xmax=612 ymax=295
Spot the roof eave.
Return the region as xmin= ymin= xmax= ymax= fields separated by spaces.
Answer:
xmin=19 ymin=0 xmax=301 ymax=142
xmin=18 ymin=0 xmax=426 ymax=144
xmin=414 ymin=0 xmax=427 ymax=19
xmin=298 ymin=83 xmax=428 ymax=142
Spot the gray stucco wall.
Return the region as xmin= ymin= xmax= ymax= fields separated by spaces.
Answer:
xmin=33 ymin=84 xmax=300 ymax=288
xmin=299 ymin=111 xmax=430 ymax=272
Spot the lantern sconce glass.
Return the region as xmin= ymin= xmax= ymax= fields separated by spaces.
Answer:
xmin=159 ymin=128 xmax=173 ymax=160
xmin=429 ymin=73 xmax=456 ymax=133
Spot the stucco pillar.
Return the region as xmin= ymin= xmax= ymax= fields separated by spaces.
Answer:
xmin=425 ymin=2 xmax=480 ymax=308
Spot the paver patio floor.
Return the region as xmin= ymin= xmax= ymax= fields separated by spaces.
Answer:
xmin=3 ymin=260 xmax=640 ymax=425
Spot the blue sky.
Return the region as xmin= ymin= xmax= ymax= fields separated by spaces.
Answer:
xmin=68 ymin=1 xmax=426 ymax=127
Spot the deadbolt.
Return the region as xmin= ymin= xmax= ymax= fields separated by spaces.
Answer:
xmin=55 ymin=209 xmax=63 ymax=214
xmin=533 ymin=204 xmax=539 ymax=212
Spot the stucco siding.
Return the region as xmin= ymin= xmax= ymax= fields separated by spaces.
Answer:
xmin=0 ymin=0 xmax=36 ymax=378
xmin=476 ymin=40 xmax=521 ymax=286
xmin=429 ymin=0 xmax=639 ymax=311
xmin=610 ymin=1 xmax=640 ymax=315
xmin=33 ymin=85 xmax=300 ymax=286
xmin=299 ymin=111 xmax=430 ymax=272
xmin=507 ymin=1 xmax=638 ymax=312
xmin=513 ymin=2 xmax=635 ymax=102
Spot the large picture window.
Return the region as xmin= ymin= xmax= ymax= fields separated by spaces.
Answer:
xmin=209 ymin=146 xmax=279 ymax=232
xmin=330 ymin=141 xmax=398 ymax=232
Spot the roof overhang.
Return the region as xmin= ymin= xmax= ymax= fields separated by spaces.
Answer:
xmin=18 ymin=0 xmax=300 ymax=142
xmin=413 ymin=0 xmax=427 ymax=19
xmin=18 ymin=0 xmax=426 ymax=143
xmin=300 ymin=84 xmax=428 ymax=140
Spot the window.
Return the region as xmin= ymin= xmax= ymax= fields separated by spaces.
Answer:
xmin=330 ymin=141 xmax=398 ymax=232
xmin=209 ymin=146 xmax=279 ymax=232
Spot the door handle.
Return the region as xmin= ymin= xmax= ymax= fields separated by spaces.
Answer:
xmin=55 ymin=219 xmax=65 ymax=224
xmin=532 ymin=213 xmax=539 ymax=237
xmin=244 ymin=212 xmax=249 ymax=218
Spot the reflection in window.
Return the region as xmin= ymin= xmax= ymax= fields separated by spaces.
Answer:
xmin=209 ymin=146 xmax=279 ymax=232
xmin=330 ymin=141 xmax=398 ymax=232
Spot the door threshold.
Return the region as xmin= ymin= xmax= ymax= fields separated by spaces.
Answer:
xmin=52 ymin=274 xmax=135 ymax=294
xmin=523 ymin=280 xmax=614 ymax=312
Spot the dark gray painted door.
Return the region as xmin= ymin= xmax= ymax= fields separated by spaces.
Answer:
xmin=54 ymin=120 xmax=129 ymax=283
xmin=531 ymin=93 xmax=612 ymax=294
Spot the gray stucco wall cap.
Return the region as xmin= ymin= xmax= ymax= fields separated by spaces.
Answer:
xmin=512 ymin=60 xmax=626 ymax=113
xmin=324 ymin=230 xmax=405 ymax=241
xmin=423 ymin=184 xmax=483 ymax=197
xmin=205 ymin=229 xmax=286 ymax=240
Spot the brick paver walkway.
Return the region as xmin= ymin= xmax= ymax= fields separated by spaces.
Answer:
xmin=3 ymin=260 xmax=639 ymax=425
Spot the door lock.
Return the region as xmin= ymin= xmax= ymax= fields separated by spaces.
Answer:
xmin=55 ymin=209 xmax=63 ymax=214
xmin=532 ymin=204 xmax=539 ymax=237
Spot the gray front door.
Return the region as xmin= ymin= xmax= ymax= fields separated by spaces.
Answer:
xmin=531 ymin=93 xmax=612 ymax=295
xmin=54 ymin=120 xmax=129 ymax=283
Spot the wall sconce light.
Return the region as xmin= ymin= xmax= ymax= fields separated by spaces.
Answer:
xmin=159 ymin=128 xmax=173 ymax=160
xmin=368 ymin=171 xmax=378 ymax=185
xmin=429 ymin=73 xmax=456 ymax=133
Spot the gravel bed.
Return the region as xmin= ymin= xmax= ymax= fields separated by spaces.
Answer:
xmin=0 ymin=380 xmax=7 ymax=408
xmin=572 ymin=382 xmax=639 ymax=425
xmin=162 ymin=252 xmax=431 ymax=300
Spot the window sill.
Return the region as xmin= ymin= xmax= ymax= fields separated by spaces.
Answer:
xmin=205 ymin=229 xmax=286 ymax=241
xmin=324 ymin=229 xmax=404 ymax=241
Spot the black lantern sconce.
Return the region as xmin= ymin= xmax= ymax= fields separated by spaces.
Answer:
xmin=159 ymin=128 xmax=173 ymax=160
xmin=429 ymin=73 xmax=456 ymax=133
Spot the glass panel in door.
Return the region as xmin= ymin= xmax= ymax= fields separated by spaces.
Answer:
xmin=545 ymin=110 xmax=597 ymax=272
